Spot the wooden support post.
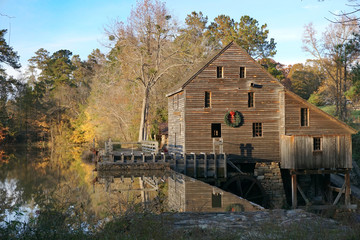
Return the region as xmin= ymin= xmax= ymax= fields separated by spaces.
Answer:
xmin=141 ymin=153 xmax=145 ymax=163
xmin=201 ymin=152 xmax=207 ymax=178
xmin=108 ymin=138 xmax=113 ymax=154
xmin=121 ymin=153 xmax=124 ymax=163
xmin=192 ymin=153 xmax=196 ymax=178
xmin=345 ymin=170 xmax=351 ymax=206
xmin=223 ymin=153 xmax=227 ymax=179
xmin=184 ymin=153 xmax=187 ymax=175
xmin=171 ymin=153 xmax=176 ymax=169
xmin=291 ymin=172 xmax=297 ymax=209
xmin=214 ymin=153 xmax=217 ymax=179
xmin=152 ymin=153 xmax=156 ymax=162
xmin=131 ymin=153 xmax=134 ymax=163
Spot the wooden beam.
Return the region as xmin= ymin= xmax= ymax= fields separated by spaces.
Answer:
xmin=291 ymin=173 xmax=297 ymax=209
xmin=333 ymin=182 xmax=346 ymax=205
xmin=297 ymin=184 xmax=310 ymax=205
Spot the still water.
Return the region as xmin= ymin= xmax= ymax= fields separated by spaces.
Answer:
xmin=0 ymin=145 xmax=166 ymax=228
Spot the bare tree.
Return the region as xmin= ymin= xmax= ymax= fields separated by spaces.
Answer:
xmin=105 ymin=0 xmax=184 ymax=141
xmin=303 ymin=17 xmax=359 ymax=120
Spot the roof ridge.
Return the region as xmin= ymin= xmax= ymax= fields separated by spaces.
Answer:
xmin=166 ymin=42 xmax=234 ymax=97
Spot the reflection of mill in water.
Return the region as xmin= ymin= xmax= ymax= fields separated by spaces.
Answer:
xmin=95 ymin=171 xmax=263 ymax=212
xmin=96 ymin=174 xmax=164 ymax=209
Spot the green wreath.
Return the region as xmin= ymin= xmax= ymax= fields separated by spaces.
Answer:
xmin=224 ymin=110 xmax=242 ymax=128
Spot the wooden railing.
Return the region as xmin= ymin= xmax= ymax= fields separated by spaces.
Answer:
xmin=104 ymin=138 xmax=158 ymax=156
xmin=141 ymin=140 xmax=159 ymax=154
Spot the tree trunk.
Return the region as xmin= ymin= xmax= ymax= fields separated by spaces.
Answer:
xmin=138 ymin=86 xmax=151 ymax=142
xmin=343 ymin=61 xmax=348 ymax=120
xmin=335 ymin=67 xmax=339 ymax=117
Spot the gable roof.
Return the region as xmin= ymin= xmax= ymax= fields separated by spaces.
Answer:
xmin=166 ymin=42 xmax=235 ymax=97
xmin=166 ymin=41 xmax=285 ymax=97
xmin=285 ymin=90 xmax=357 ymax=134
xmin=166 ymin=41 xmax=357 ymax=134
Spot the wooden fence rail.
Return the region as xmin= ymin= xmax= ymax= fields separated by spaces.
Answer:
xmin=104 ymin=138 xmax=158 ymax=155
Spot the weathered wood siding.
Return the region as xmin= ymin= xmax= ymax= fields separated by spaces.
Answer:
xmin=184 ymin=44 xmax=283 ymax=161
xmin=284 ymin=92 xmax=351 ymax=135
xmin=280 ymin=135 xmax=352 ymax=169
xmin=167 ymin=174 xmax=262 ymax=212
xmin=168 ymin=91 xmax=185 ymax=154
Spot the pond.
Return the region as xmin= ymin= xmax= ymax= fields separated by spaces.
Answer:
xmin=0 ymin=145 xmax=167 ymax=235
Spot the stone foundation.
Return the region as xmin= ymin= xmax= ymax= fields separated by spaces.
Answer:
xmin=254 ymin=162 xmax=286 ymax=208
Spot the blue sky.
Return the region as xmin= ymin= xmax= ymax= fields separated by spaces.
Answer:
xmin=0 ymin=0 xmax=355 ymax=76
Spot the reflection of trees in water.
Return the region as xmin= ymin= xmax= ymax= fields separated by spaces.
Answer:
xmin=93 ymin=176 xmax=168 ymax=217
xmin=0 ymin=146 xmax=97 ymax=224
xmin=0 ymin=145 xmax=168 ymax=229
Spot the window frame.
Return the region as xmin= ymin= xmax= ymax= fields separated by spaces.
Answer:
xmin=211 ymin=123 xmax=221 ymax=138
xmin=252 ymin=122 xmax=263 ymax=137
xmin=205 ymin=91 xmax=211 ymax=108
xmin=313 ymin=137 xmax=322 ymax=151
xmin=300 ymin=108 xmax=309 ymax=127
xmin=248 ymin=92 xmax=254 ymax=108
xmin=240 ymin=66 xmax=246 ymax=78
xmin=217 ymin=66 xmax=224 ymax=78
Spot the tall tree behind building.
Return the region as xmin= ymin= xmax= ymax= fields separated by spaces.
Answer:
xmin=303 ymin=18 xmax=359 ymax=120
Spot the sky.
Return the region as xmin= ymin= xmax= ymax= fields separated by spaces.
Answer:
xmin=0 ymin=0 xmax=356 ymax=77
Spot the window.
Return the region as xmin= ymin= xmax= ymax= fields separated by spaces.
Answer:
xmin=252 ymin=123 xmax=262 ymax=137
xmin=212 ymin=193 xmax=222 ymax=208
xmin=301 ymin=108 xmax=309 ymax=126
xmin=313 ymin=137 xmax=322 ymax=151
xmin=248 ymin=92 xmax=254 ymax=108
xmin=240 ymin=67 xmax=246 ymax=78
xmin=205 ymin=91 xmax=211 ymax=108
xmin=217 ymin=66 xmax=223 ymax=78
xmin=211 ymin=123 xmax=221 ymax=138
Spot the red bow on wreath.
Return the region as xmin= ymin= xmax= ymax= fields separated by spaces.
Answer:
xmin=224 ymin=110 xmax=242 ymax=128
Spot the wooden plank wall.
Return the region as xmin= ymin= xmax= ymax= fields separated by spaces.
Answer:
xmin=284 ymin=92 xmax=350 ymax=135
xmin=281 ymin=135 xmax=352 ymax=169
xmin=184 ymin=44 xmax=283 ymax=161
xmin=168 ymin=91 xmax=185 ymax=154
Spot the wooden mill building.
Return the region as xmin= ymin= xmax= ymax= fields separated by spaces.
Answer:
xmin=166 ymin=42 xmax=357 ymax=208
